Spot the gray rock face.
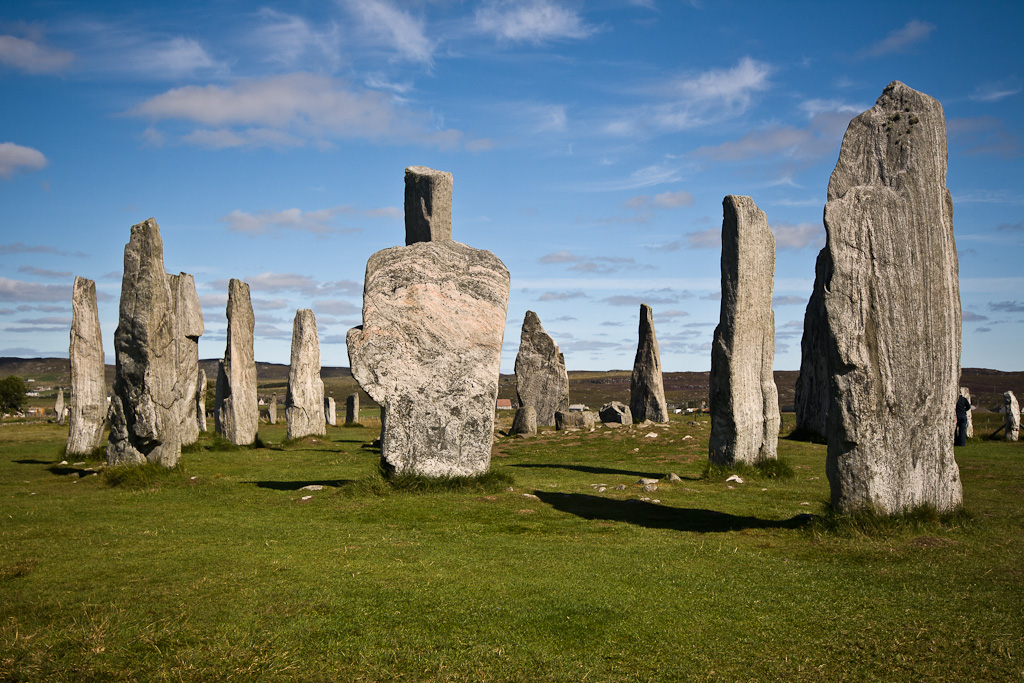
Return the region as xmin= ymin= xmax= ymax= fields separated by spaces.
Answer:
xmin=822 ymin=81 xmax=962 ymax=513
xmin=405 ymin=166 xmax=453 ymax=245
xmin=709 ymin=195 xmax=780 ymax=466
xmin=959 ymin=386 xmax=973 ymax=439
xmin=599 ymin=401 xmax=632 ymax=425
xmin=325 ymin=397 xmax=337 ymax=426
xmin=54 ymin=389 xmax=66 ymax=424
xmin=629 ymin=304 xmax=669 ymax=423
xmin=285 ymin=309 xmax=325 ymax=440
xmin=196 ymin=369 xmax=207 ymax=433
xmin=514 ymin=311 xmax=569 ymax=426
xmin=67 ymin=276 xmax=106 ymax=455
xmin=345 ymin=393 xmax=359 ymax=425
xmin=1005 ymin=391 xmax=1020 ymax=442
xmin=107 ymin=218 xmax=183 ymax=467
xmin=215 ymin=279 xmax=258 ymax=445
xmin=267 ymin=395 xmax=277 ymax=424
xmin=794 ymin=250 xmax=829 ymax=439
xmin=510 ymin=405 xmax=537 ymax=435
xmin=168 ymin=273 xmax=203 ymax=447
xmin=347 ymin=240 xmax=510 ymax=477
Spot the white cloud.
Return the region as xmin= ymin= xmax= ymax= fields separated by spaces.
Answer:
xmin=0 ymin=143 xmax=47 ymax=179
xmin=970 ymin=79 xmax=1022 ymax=103
xmin=313 ymin=299 xmax=361 ymax=316
xmin=858 ymin=20 xmax=936 ymax=59
xmin=771 ymin=221 xmax=824 ymax=250
xmin=687 ymin=227 xmax=720 ymax=249
xmin=0 ymin=277 xmax=72 ymax=302
xmin=652 ymin=190 xmax=695 ymax=208
xmin=17 ymin=266 xmax=71 ymax=279
xmin=251 ymin=9 xmax=341 ymax=70
xmin=692 ymin=109 xmax=851 ymax=165
xmin=129 ymin=37 xmax=220 ymax=79
xmin=219 ymin=205 xmax=395 ymax=236
xmin=0 ymin=35 xmax=74 ymax=74
xmin=475 ymin=1 xmax=597 ymax=43
xmin=342 ymin=0 xmax=434 ymax=63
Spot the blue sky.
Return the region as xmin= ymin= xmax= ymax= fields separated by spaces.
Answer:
xmin=1 ymin=0 xmax=1021 ymax=373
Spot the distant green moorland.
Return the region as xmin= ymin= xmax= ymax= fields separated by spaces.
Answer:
xmin=1 ymin=411 xmax=1022 ymax=682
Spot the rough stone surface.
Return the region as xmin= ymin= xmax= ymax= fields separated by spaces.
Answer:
xmin=268 ymin=395 xmax=277 ymax=424
xmin=959 ymin=386 xmax=973 ymax=439
xmin=285 ymin=309 xmax=325 ymax=440
xmin=107 ymin=218 xmax=183 ymax=467
xmin=1005 ymin=391 xmax=1020 ymax=442
xmin=514 ymin=311 xmax=569 ymax=426
xmin=345 ymin=393 xmax=359 ymax=425
xmin=54 ymin=389 xmax=66 ymax=424
xmin=347 ymin=240 xmax=510 ymax=477
xmin=599 ymin=401 xmax=632 ymax=425
xmin=794 ymin=250 xmax=829 ymax=439
xmin=555 ymin=410 xmax=596 ymax=430
xmin=405 ymin=166 xmax=452 ymax=245
xmin=822 ymin=81 xmax=962 ymax=513
xmin=325 ymin=397 xmax=337 ymax=426
xmin=168 ymin=273 xmax=203 ymax=447
xmin=215 ymin=279 xmax=258 ymax=445
xmin=196 ymin=369 xmax=207 ymax=433
xmin=510 ymin=405 xmax=537 ymax=435
xmin=708 ymin=195 xmax=780 ymax=466
xmin=629 ymin=304 xmax=669 ymax=423
xmin=68 ymin=276 xmax=106 ymax=455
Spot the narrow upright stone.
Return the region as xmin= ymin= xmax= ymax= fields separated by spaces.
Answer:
xmin=1005 ymin=391 xmax=1020 ymax=442
xmin=708 ymin=195 xmax=780 ymax=466
xmin=67 ymin=276 xmax=106 ymax=455
xmin=345 ymin=392 xmax=359 ymax=425
xmin=168 ymin=273 xmax=203 ymax=447
xmin=285 ymin=308 xmax=325 ymax=440
xmin=404 ymin=166 xmax=453 ymax=245
xmin=54 ymin=389 xmax=66 ymax=424
xmin=215 ymin=279 xmax=258 ymax=445
xmin=822 ymin=81 xmax=962 ymax=513
xmin=629 ymin=304 xmax=668 ymax=423
xmin=510 ymin=406 xmax=537 ymax=435
xmin=514 ymin=311 xmax=569 ymax=426
xmin=794 ymin=250 xmax=829 ymax=439
xmin=196 ymin=368 xmax=207 ymax=433
xmin=267 ymin=394 xmax=277 ymax=424
xmin=325 ymin=397 xmax=337 ymax=426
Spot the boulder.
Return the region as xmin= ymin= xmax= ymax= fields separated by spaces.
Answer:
xmin=1005 ymin=391 xmax=1020 ymax=442
xmin=510 ymin=405 xmax=537 ymax=435
xmin=345 ymin=392 xmax=359 ymax=425
xmin=285 ymin=309 xmax=325 ymax=439
xmin=404 ymin=166 xmax=453 ymax=245
xmin=215 ymin=279 xmax=258 ymax=445
xmin=599 ymin=401 xmax=632 ymax=425
xmin=514 ymin=310 xmax=569 ymax=426
xmin=708 ymin=195 xmax=780 ymax=466
xmin=822 ymin=81 xmax=962 ymax=513
xmin=67 ymin=276 xmax=106 ymax=455
xmin=555 ymin=410 xmax=596 ymax=430
xmin=629 ymin=304 xmax=668 ymax=422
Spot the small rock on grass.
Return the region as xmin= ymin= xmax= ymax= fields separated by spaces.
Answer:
xmin=615 ymin=484 xmax=626 ymax=491
xmin=725 ymin=474 xmax=744 ymax=484
xmin=300 ymin=484 xmax=324 ymax=491
xmin=637 ymin=478 xmax=658 ymax=485
xmin=665 ymin=473 xmax=682 ymax=482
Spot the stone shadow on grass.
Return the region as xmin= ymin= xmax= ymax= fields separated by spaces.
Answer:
xmin=534 ymin=491 xmax=812 ymax=533
xmin=510 ymin=463 xmax=687 ymax=480
xmin=15 ymin=459 xmax=55 ymax=465
xmin=249 ymin=479 xmax=353 ymax=491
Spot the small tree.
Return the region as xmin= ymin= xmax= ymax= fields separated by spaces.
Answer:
xmin=0 ymin=375 xmax=28 ymax=415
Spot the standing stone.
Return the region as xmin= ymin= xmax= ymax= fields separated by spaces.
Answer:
xmin=345 ymin=393 xmax=359 ymax=425
xmin=404 ymin=166 xmax=453 ymax=245
xmin=629 ymin=304 xmax=669 ymax=423
xmin=348 ymin=241 xmax=510 ymax=477
xmin=196 ymin=368 xmax=207 ymax=433
xmin=1005 ymin=391 xmax=1020 ymax=442
xmin=215 ymin=279 xmax=258 ymax=445
xmin=794 ymin=250 xmax=829 ymax=439
xmin=599 ymin=401 xmax=632 ymax=425
xmin=510 ymin=405 xmax=537 ymax=435
xmin=267 ymin=394 xmax=277 ymax=424
xmin=822 ymin=81 xmax=962 ymax=513
xmin=168 ymin=273 xmax=203 ymax=446
xmin=54 ymin=389 xmax=66 ymax=424
xmin=514 ymin=311 xmax=569 ymax=426
xmin=959 ymin=386 xmax=973 ymax=439
xmin=67 ymin=276 xmax=106 ymax=455
xmin=285 ymin=308 xmax=325 ymax=440
xmin=325 ymin=397 xmax=337 ymax=426
xmin=107 ymin=218 xmax=182 ymax=467
xmin=708 ymin=195 xmax=780 ymax=466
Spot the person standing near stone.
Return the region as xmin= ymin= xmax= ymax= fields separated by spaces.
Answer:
xmin=629 ymin=304 xmax=669 ymax=423
xmin=67 ymin=276 xmax=106 ymax=455
xmin=345 ymin=393 xmax=359 ymax=425
xmin=821 ymin=82 xmax=962 ymax=513
xmin=708 ymin=195 xmax=780 ymax=466
xmin=1005 ymin=391 xmax=1020 ymax=442
xmin=285 ymin=308 xmax=325 ymax=440
xmin=215 ymin=278 xmax=258 ymax=445
xmin=347 ymin=166 xmax=510 ymax=477
xmin=514 ymin=311 xmax=569 ymax=426
xmin=954 ymin=392 xmax=971 ymax=447
xmin=959 ymin=387 xmax=974 ymax=439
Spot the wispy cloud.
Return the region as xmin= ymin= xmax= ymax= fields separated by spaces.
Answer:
xmin=686 ymin=227 xmax=720 ymax=249
xmin=538 ymin=251 xmax=648 ymax=274
xmin=341 ymin=0 xmax=435 ymax=63
xmin=0 ymin=143 xmax=47 ymax=179
xmin=17 ymin=266 xmax=72 ymax=279
xmin=250 ymin=8 xmax=341 ymax=71
xmin=219 ymin=205 xmax=396 ymax=235
xmin=969 ymin=79 xmax=1021 ymax=103
xmin=857 ymin=20 xmax=936 ymax=59
xmin=947 ymin=116 xmax=1022 ymax=160
xmin=0 ymin=34 xmax=75 ymax=74
xmin=989 ymin=300 xmax=1024 ymax=313
xmin=474 ymin=1 xmax=597 ymax=43
xmin=962 ymin=311 xmax=988 ymax=322
xmin=207 ymin=272 xmax=361 ymax=298
xmin=0 ymin=277 xmax=72 ymax=303
xmin=536 ymin=290 xmax=589 ymax=301
xmin=771 ymin=221 xmax=824 ymax=250
xmin=772 ymin=295 xmax=805 ymax=306
xmin=0 ymin=242 xmax=85 ymax=257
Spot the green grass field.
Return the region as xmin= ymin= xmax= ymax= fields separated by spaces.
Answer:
xmin=2 ymin=413 xmax=1022 ymax=682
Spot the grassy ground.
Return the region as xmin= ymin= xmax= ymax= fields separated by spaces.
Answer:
xmin=1 ymin=413 xmax=1022 ymax=682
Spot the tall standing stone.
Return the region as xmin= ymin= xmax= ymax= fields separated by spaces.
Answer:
xmin=514 ymin=311 xmax=569 ymax=426
xmin=1005 ymin=391 xmax=1020 ymax=442
xmin=196 ymin=368 xmax=207 ymax=433
xmin=285 ymin=308 xmax=325 ymax=440
xmin=959 ymin=386 xmax=973 ymax=439
xmin=404 ymin=166 xmax=453 ymax=245
xmin=215 ymin=279 xmax=258 ymax=445
xmin=54 ymin=389 xmax=66 ymax=424
xmin=67 ymin=276 xmax=106 ymax=455
xmin=267 ymin=394 xmax=277 ymax=424
xmin=168 ymin=273 xmax=203 ymax=446
xmin=629 ymin=304 xmax=668 ymax=423
xmin=708 ymin=195 xmax=780 ymax=466
xmin=107 ymin=218 xmax=183 ymax=467
xmin=345 ymin=393 xmax=359 ymax=425
xmin=822 ymin=81 xmax=962 ymax=513
xmin=325 ymin=397 xmax=337 ymax=426
xmin=794 ymin=250 xmax=829 ymax=439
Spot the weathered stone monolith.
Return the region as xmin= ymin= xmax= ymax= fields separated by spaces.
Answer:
xmin=1005 ymin=391 xmax=1020 ymax=442
xmin=599 ymin=401 xmax=632 ymax=425
xmin=345 ymin=393 xmax=359 ymax=425
xmin=555 ymin=410 xmax=596 ymax=431
xmin=196 ymin=368 xmax=207 ymax=433
xmin=629 ymin=304 xmax=668 ymax=423
xmin=510 ymin=405 xmax=537 ymax=435
xmin=959 ymin=386 xmax=973 ymax=439
xmin=285 ymin=308 xmax=325 ymax=440
xmin=168 ymin=273 xmax=203 ymax=446
xmin=54 ymin=389 xmax=66 ymax=425
xmin=67 ymin=276 xmax=106 ymax=455
xmin=404 ymin=166 xmax=453 ymax=244
xmin=708 ymin=195 xmax=780 ymax=466
xmin=215 ymin=279 xmax=258 ymax=445
xmin=347 ymin=240 xmax=510 ymax=477
xmin=325 ymin=397 xmax=337 ymax=426
xmin=107 ymin=218 xmax=182 ymax=467
xmin=514 ymin=311 xmax=569 ymax=426
xmin=822 ymin=81 xmax=962 ymax=513
xmin=267 ymin=395 xmax=277 ymax=424
xmin=794 ymin=250 xmax=829 ymax=439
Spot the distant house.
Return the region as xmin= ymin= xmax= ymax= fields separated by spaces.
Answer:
xmin=496 ymin=399 xmax=512 ymax=410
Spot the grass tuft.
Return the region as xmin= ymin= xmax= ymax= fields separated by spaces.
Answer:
xmin=102 ymin=462 xmax=187 ymax=489
xmin=342 ymin=422 xmax=365 ymax=429
xmin=340 ymin=467 xmax=514 ymax=496
xmin=809 ymin=504 xmax=974 ymax=537
xmin=702 ymin=457 xmax=795 ymax=481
